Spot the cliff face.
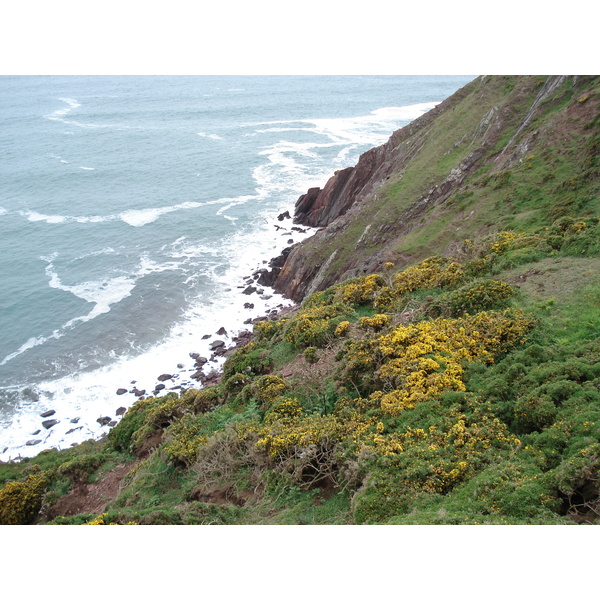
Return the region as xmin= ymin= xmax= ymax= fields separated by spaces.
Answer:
xmin=269 ymin=75 xmax=600 ymax=302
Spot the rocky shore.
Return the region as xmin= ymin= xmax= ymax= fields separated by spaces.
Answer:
xmin=3 ymin=211 xmax=309 ymax=462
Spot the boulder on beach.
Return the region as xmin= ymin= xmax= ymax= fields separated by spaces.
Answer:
xmin=157 ymin=374 xmax=173 ymax=382
xmin=40 ymin=409 xmax=56 ymax=418
xmin=116 ymin=388 xmax=127 ymax=395
xmin=42 ymin=419 xmax=59 ymax=429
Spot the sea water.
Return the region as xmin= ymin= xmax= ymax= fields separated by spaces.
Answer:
xmin=0 ymin=75 xmax=474 ymax=460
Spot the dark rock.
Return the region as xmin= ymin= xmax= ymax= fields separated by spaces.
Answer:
xmin=32 ymin=430 xmax=41 ymax=435
xmin=277 ymin=210 xmax=291 ymax=221
xmin=177 ymin=363 xmax=184 ymax=369
xmin=70 ymin=417 xmax=80 ymax=423
xmin=97 ymin=416 xmax=111 ymax=426
xmin=189 ymin=352 xmax=200 ymax=360
xmin=109 ymin=421 xmax=117 ymax=427
xmin=216 ymin=327 xmax=227 ymax=335
xmin=194 ymin=356 xmax=208 ymax=366
xmin=134 ymin=389 xmax=146 ymax=397
xmin=242 ymin=285 xmax=257 ymax=295
xmin=115 ymin=407 xmax=127 ymax=416
xmin=202 ymin=334 xmax=211 ymax=339
xmin=209 ymin=340 xmax=225 ymax=350
xmin=244 ymin=302 xmax=254 ymax=309
xmin=66 ymin=426 xmax=83 ymax=434
xmin=154 ymin=384 xmax=166 ymax=392
xmin=244 ymin=318 xmax=253 ymax=324
xmin=116 ymin=388 xmax=127 ymax=395
xmin=287 ymin=239 xmax=294 ymax=244
xmin=157 ymin=374 xmax=172 ymax=382
xmin=26 ymin=439 xmax=42 ymax=446
xmin=42 ymin=419 xmax=59 ymax=429
xmin=40 ymin=409 xmax=56 ymax=418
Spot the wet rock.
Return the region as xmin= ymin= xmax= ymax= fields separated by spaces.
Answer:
xmin=42 ymin=419 xmax=59 ymax=429
xmin=70 ymin=417 xmax=80 ymax=423
xmin=97 ymin=416 xmax=111 ymax=426
xmin=154 ymin=384 xmax=166 ymax=393
xmin=209 ymin=340 xmax=225 ymax=350
xmin=202 ymin=334 xmax=211 ymax=339
xmin=216 ymin=327 xmax=227 ymax=335
xmin=244 ymin=302 xmax=254 ymax=309
xmin=115 ymin=407 xmax=126 ymax=416
xmin=109 ymin=421 xmax=117 ymax=427
xmin=134 ymin=389 xmax=146 ymax=397
xmin=116 ymin=388 xmax=127 ymax=395
xmin=32 ymin=430 xmax=41 ymax=435
xmin=66 ymin=426 xmax=83 ymax=434
xmin=287 ymin=239 xmax=294 ymax=244
xmin=177 ymin=363 xmax=184 ymax=369
xmin=26 ymin=439 xmax=42 ymax=446
xmin=277 ymin=210 xmax=291 ymax=221
xmin=242 ymin=286 xmax=257 ymax=295
xmin=40 ymin=409 xmax=56 ymax=418
xmin=189 ymin=352 xmax=200 ymax=360
xmin=194 ymin=356 xmax=208 ymax=366
xmin=157 ymin=374 xmax=173 ymax=382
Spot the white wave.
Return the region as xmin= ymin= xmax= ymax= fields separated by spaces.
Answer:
xmin=0 ymin=207 xmax=8 ymax=216
xmin=22 ymin=211 xmax=68 ymax=224
xmin=79 ymin=166 xmax=95 ymax=171
xmin=0 ymin=331 xmax=61 ymax=367
xmin=197 ymin=132 xmax=222 ymax=140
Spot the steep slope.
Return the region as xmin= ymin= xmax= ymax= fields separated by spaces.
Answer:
xmin=271 ymin=75 xmax=599 ymax=301
xmin=2 ymin=75 xmax=599 ymax=526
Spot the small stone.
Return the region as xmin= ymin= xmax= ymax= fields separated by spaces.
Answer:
xmin=70 ymin=417 xmax=80 ymax=423
xmin=134 ymin=389 xmax=146 ymax=397
xmin=42 ymin=419 xmax=59 ymax=429
xmin=189 ymin=352 xmax=200 ymax=360
xmin=177 ymin=363 xmax=184 ymax=369
xmin=202 ymin=334 xmax=211 ymax=340
xmin=216 ymin=327 xmax=227 ymax=335
xmin=31 ymin=429 xmax=41 ymax=435
xmin=157 ymin=374 xmax=172 ymax=382
xmin=154 ymin=384 xmax=166 ymax=392
xmin=244 ymin=303 xmax=254 ymax=309
xmin=116 ymin=388 xmax=127 ymax=395
xmin=40 ymin=409 xmax=56 ymax=418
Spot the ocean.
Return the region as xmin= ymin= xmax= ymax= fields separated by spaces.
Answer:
xmin=0 ymin=75 xmax=475 ymax=460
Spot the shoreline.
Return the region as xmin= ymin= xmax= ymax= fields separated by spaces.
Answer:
xmin=0 ymin=214 xmax=312 ymax=463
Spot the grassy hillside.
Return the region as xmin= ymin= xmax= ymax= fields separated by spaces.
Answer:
xmin=1 ymin=75 xmax=599 ymax=525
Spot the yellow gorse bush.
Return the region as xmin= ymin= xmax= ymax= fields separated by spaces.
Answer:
xmin=347 ymin=309 xmax=534 ymax=416
xmin=0 ymin=470 xmax=51 ymax=525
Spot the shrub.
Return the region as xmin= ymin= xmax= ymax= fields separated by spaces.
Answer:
xmin=0 ymin=470 xmax=51 ymax=524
